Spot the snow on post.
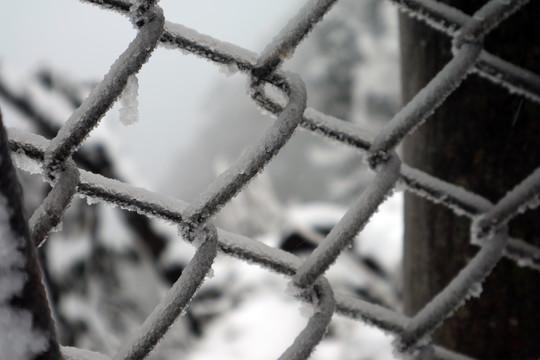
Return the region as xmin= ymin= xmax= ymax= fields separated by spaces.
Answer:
xmin=0 ymin=110 xmax=61 ymax=359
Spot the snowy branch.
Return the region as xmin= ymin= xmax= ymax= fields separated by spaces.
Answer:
xmin=0 ymin=111 xmax=61 ymax=359
xmin=45 ymin=2 xmax=164 ymax=174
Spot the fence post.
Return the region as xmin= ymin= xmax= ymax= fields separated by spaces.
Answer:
xmin=400 ymin=1 xmax=540 ymax=358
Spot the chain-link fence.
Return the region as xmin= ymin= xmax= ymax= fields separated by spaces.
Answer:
xmin=1 ymin=0 xmax=539 ymax=359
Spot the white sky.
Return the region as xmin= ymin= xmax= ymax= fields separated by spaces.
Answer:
xmin=0 ymin=0 xmax=306 ymax=187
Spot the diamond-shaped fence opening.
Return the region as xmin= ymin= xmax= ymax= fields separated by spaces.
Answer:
xmin=0 ymin=0 xmax=539 ymax=359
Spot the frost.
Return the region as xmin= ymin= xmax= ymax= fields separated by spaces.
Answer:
xmin=11 ymin=149 xmax=43 ymax=175
xmin=61 ymin=346 xmax=110 ymax=360
xmin=299 ymin=302 xmax=315 ymax=318
xmin=473 ymin=13 xmax=486 ymax=21
xmin=286 ymin=281 xmax=304 ymax=298
xmin=97 ymin=206 xmax=134 ymax=251
xmin=517 ymin=257 xmax=534 ymax=268
xmin=218 ymin=62 xmax=239 ymax=77
xmin=85 ymin=196 xmax=101 ymax=206
xmin=466 ymin=282 xmax=483 ymax=299
xmin=179 ymin=224 xmax=209 ymax=247
xmin=401 ymin=164 xmax=491 ymax=218
xmin=393 ymin=336 xmax=434 ymax=360
xmin=474 ymin=52 xmax=540 ymax=104
xmin=119 ymin=74 xmax=139 ymax=126
xmin=470 ymin=214 xmax=497 ymax=245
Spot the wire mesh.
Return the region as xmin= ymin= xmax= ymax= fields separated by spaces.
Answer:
xmin=2 ymin=0 xmax=540 ymax=359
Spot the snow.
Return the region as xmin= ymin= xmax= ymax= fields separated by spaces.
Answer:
xmin=10 ymin=148 xmax=43 ymax=175
xmin=390 ymin=0 xmax=465 ymax=36
xmin=187 ymin=291 xmax=307 ymax=360
xmin=47 ymin=233 xmax=92 ymax=279
xmin=97 ymin=205 xmax=135 ymax=250
xmin=184 ymin=255 xmax=398 ymax=360
xmin=180 ymin=182 xmax=406 ymax=359
xmin=0 ymin=195 xmax=27 ymax=299
xmin=62 ymin=346 xmax=110 ymax=360
xmin=356 ymin=192 xmax=403 ymax=270
xmin=162 ymin=21 xmax=258 ymax=69
xmin=287 ymin=202 xmax=346 ymax=230
xmin=474 ymin=51 xmax=540 ymax=104
xmin=293 ymin=154 xmax=400 ymax=289
xmin=0 ymin=308 xmax=50 ymax=360
xmin=0 ymin=193 xmax=50 ymax=359
xmin=217 ymin=62 xmax=239 ymax=77
xmin=119 ymin=74 xmax=139 ymax=126
xmin=478 ymin=167 xmax=540 ymax=233
xmin=466 ymin=282 xmax=483 ymax=299
xmin=400 ymin=164 xmax=492 ymax=218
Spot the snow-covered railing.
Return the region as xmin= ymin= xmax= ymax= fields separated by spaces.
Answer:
xmin=1 ymin=0 xmax=539 ymax=359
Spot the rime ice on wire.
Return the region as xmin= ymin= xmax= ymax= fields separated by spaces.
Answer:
xmin=119 ymin=74 xmax=139 ymax=126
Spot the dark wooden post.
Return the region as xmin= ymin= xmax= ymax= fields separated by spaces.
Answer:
xmin=400 ymin=2 xmax=540 ymax=359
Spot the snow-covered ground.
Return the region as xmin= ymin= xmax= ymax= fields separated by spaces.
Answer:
xmin=180 ymin=192 xmax=403 ymax=360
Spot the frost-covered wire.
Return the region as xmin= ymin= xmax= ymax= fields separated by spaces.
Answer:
xmin=184 ymin=72 xmax=307 ymax=226
xmin=29 ymin=159 xmax=79 ymax=247
xmin=368 ymin=43 xmax=481 ymax=166
xmin=0 ymin=112 xmax=62 ymax=360
xmin=7 ymin=124 xmax=539 ymax=359
xmin=293 ymin=153 xmax=401 ymax=289
xmin=475 ymin=167 xmax=540 ymax=238
xmin=399 ymin=228 xmax=508 ymax=353
xmin=45 ymin=2 xmax=164 ymax=175
xmin=452 ymin=0 xmax=530 ymax=51
xmin=279 ymin=278 xmax=335 ymax=360
xmin=389 ymin=0 xmax=540 ymax=103
xmin=112 ymin=225 xmax=217 ymax=360
xmin=3 ymin=0 xmax=540 ymax=359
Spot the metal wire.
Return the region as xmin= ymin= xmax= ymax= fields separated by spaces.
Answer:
xmin=3 ymin=0 xmax=540 ymax=359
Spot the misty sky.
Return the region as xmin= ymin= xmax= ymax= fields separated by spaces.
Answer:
xmin=0 ymin=0 xmax=305 ymax=187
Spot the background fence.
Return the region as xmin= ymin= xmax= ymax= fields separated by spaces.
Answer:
xmin=1 ymin=0 xmax=540 ymax=359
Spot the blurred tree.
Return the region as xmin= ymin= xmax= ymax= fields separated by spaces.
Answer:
xmin=400 ymin=1 xmax=540 ymax=359
xmin=168 ymin=0 xmax=400 ymax=208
